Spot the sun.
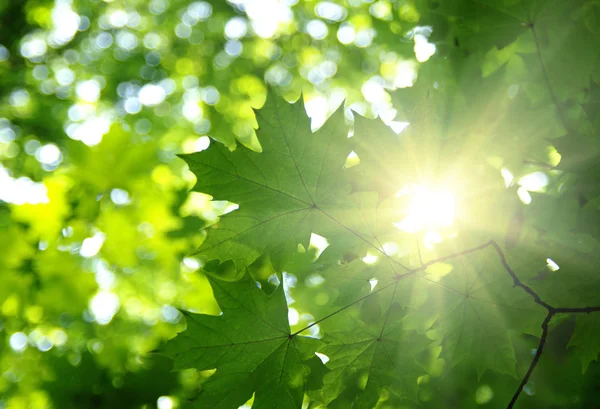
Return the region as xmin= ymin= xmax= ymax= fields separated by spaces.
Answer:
xmin=394 ymin=185 xmax=456 ymax=234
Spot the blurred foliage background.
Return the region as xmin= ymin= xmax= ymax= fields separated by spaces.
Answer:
xmin=0 ymin=0 xmax=599 ymax=408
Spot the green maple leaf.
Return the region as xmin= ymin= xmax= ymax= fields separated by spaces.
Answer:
xmin=161 ymin=272 xmax=321 ymax=409
xmin=506 ymin=193 xmax=600 ymax=308
xmin=180 ymin=90 xmax=358 ymax=270
xmin=316 ymin=301 xmax=429 ymax=407
xmin=569 ymin=314 xmax=600 ymax=372
xmin=173 ymin=87 xmax=600 ymax=409
xmin=397 ymin=243 xmax=547 ymax=378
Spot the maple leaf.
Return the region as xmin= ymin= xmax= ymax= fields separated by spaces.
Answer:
xmin=161 ymin=272 xmax=322 ymax=409
xmin=316 ymin=298 xmax=429 ymax=407
xmin=172 ymin=91 xmax=600 ymax=409
xmin=569 ymin=314 xmax=600 ymax=372
xmin=394 ymin=243 xmax=547 ymax=378
xmin=180 ymin=90 xmax=357 ymax=270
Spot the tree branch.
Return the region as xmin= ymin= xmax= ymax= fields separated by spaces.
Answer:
xmin=507 ymin=311 xmax=554 ymax=409
xmin=554 ymin=306 xmax=600 ymax=314
xmin=288 ymin=236 xmax=600 ymax=409
xmin=488 ymin=240 xmax=555 ymax=311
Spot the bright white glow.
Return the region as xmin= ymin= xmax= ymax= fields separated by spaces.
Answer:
xmin=68 ymin=103 xmax=95 ymax=121
xmin=501 ymin=168 xmax=514 ymax=188
xmin=202 ymin=87 xmax=220 ymax=105
xmin=282 ymin=273 xmax=296 ymax=308
xmin=362 ymin=78 xmax=387 ymax=103
xmin=183 ymin=257 xmax=201 ymax=270
xmin=424 ymin=231 xmax=443 ymax=249
xmin=369 ymin=278 xmax=378 ymax=291
xmin=35 ymin=144 xmax=62 ymax=165
xmin=309 ymin=233 xmax=329 ymax=258
xmin=95 ymin=261 xmax=116 ymax=290
xmin=50 ymin=329 xmax=68 ymax=346
xmin=0 ymin=165 xmax=49 ymax=204
xmin=517 ymin=187 xmax=531 ymax=205
xmin=139 ymin=84 xmax=166 ymax=106
xmin=182 ymin=101 xmax=203 ymax=122
xmin=143 ymin=32 xmax=161 ymax=49
xmin=188 ymin=2 xmax=212 ymax=21
xmin=110 ymin=188 xmax=131 ymax=205
xmin=236 ymin=0 xmax=294 ymax=39
xmin=344 ymin=151 xmax=360 ymax=168
xmin=370 ymin=1 xmax=392 ymax=20
xmin=306 ymin=274 xmax=325 ymax=287
xmin=414 ymin=34 xmax=436 ymax=62
xmin=56 ymin=67 xmax=75 ymax=85
xmin=519 ymin=172 xmax=549 ymax=192
xmin=9 ymin=332 xmax=28 ymax=352
xmin=288 ymin=307 xmax=299 ymax=325
xmin=304 ymin=95 xmax=329 ymax=130
xmin=37 ymin=336 xmax=53 ymax=352
xmin=224 ymin=17 xmax=248 ymax=40
xmin=307 ymin=20 xmax=328 ymax=40
xmin=319 ymin=61 xmax=337 ymax=78
xmin=0 ymin=126 xmax=16 ymax=143
xmin=90 ymin=291 xmax=120 ymax=325
xmin=161 ymin=305 xmax=180 ymax=323
xmin=80 ymin=232 xmax=106 ymax=258
xmin=76 ymin=80 xmax=101 ymax=103
xmin=546 ymin=258 xmax=560 ymax=272
xmin=195 ymin=136 xmax=210 ymax=151
xmin=96 ymin=32 xmax=113 ymax=48
xmin=395 ymin=186 xmax=455 ymax=233
xmin=124 ymin=97 xmax=142 ymax=114
xmin=315 ymin=352 xmax=330 ymax=364
xmin=9 ymin=90 xmax=30 ymax=107
xmin=388 ymin=120 xmax=409 ymax=134
xmin=362 ymin=253 xmax=378 ymax=264
xmin=181 ymin=23 xmax=197 ymax=39
xmin=225 ymin=40 xmax=242 ymax=56
xmin=68 ymin=116 xmax=111 ymax=146
xmin=157 ymin=396 xmax=175 ymax=409
xmin=20 ymin=37 xmax=47 ymax=59
xmin=337 ymin=23 xmax=355 ymax=44
xmin=315 ymin=2 xmax=347 ymax=21
xmin=394 ymin=61 xmax=417 ymax=88
xmin=382 ymin=242 xmax=399 ymax=255
xmin=355 ymin=29 xmax=375 ymax=47
xmin=49 ymin=2 xmax=80 ymax=46
xmin=109 ymin=10 xmax=129 ymax=28
xmin=116 ymin=31 xmax=139 ymax=50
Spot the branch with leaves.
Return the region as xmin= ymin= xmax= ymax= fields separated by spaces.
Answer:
xmin=161 ymin=89 xmax=600 ymax=409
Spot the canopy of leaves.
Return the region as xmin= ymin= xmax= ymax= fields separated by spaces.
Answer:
xmin=1 ymin=0 xmax=600 ymax=409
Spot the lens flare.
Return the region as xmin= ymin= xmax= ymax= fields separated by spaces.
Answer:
xmin=395 ymin=186 xmax=456 ymax=233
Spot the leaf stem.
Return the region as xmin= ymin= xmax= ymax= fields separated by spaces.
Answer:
xmin=291 ymin=280 xmax=397 ymax=337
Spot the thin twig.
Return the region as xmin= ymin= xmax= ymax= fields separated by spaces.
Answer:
xmin=488 ymin=240 xmax=555 ymax=311
xmin=379 ymin=281 xmax=399 ymax=339
xmin=554 ymin=306 xmax=600 ymax=314
xmin=411 ymin=240 xmax=493 ymax=273
xmin=291 ymin=280 xmax=397 ymax=336
xmin=286 ymin=236 xmax=600 ymax=409
xmin=507 ymin=311 xmax=554 ymax=409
